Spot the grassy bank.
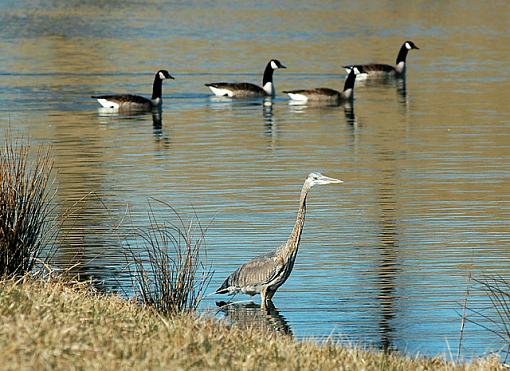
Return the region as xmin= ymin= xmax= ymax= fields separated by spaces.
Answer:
xmin=0 ymin=278 xmax=503 ymax=370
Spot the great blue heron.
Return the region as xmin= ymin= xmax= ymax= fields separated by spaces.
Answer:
xmin=215 ymin=172 xmax=343 ymax=307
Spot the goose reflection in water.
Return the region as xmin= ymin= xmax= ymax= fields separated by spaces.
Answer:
xmin=207 ymin=95 xmax=273 ymax=107
xmin=286 ymin=98 xmax=358 ymax=129
xmin=206 ymin=97 xmax=278 ymax=139
xmin=396 ymin=78 xmax=408 ymax=108
xmin=95 ymin=108 xmax=168 ymax=143
xmin=349 ymin=74 xmax=408 ymax=108
xmin=216 ymin=301 xmax=293 ymax=337
xmin=342 ymin=103 xmax=358 ymax=126
xmin=262 ymin=103 xmax=278 ymax=138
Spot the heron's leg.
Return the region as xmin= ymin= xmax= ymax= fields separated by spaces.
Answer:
xmin=260 ymin=288 xmax=268 ymax=309
xmin=266 ymin=290 xmax=275 ymax=302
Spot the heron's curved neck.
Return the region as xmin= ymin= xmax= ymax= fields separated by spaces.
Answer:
xmin=152 ymin=74 xmax=163 ymax=100
xmin=284 ymin=186 xmax=309 ymax=257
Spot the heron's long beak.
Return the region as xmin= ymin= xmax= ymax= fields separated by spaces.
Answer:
xmin=319 ymin=175 xmax=343 ymax=184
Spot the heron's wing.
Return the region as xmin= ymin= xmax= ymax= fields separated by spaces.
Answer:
xmin=217 ymin=250 xmax=284 ymax=293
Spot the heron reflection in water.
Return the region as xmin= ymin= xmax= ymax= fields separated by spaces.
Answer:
xmin=215 ymin=172 xmax=343 ymax=308
xmin=216 ymin=301 xmax=292 ymax=337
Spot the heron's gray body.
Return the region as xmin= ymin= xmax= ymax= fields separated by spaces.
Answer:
xmin=216 ymin=172 xmax=342 ymax=307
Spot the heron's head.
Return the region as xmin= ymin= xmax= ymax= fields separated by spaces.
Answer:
xmin=157 ymin=70 xmax=175 ymax=80
xmin=306 ymin=172 xmax=343 ymax=188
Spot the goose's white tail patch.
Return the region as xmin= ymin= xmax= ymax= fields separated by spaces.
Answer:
xmin=96 ymin=99 xmax=120 ymax=109
xmin=208 ymin=86 xmax=234 ymax=97
xmin=286 ymin=93 xmax=309 ymax=102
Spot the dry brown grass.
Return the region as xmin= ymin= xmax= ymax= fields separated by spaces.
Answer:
xmin=0 ymin=137 xmax=55 ymax=277
xmin=0 ymin=277 xmax=504 ymax=371
xmin=127 ymin=200 xmax=212 ymax=315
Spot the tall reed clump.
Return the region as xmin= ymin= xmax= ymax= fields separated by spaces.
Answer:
xmin=128 ymin=200 xmax=213 ymax=316
xmin=466 ymin=276 xmax=510 ymax=362
xmin=0 ymin=137 xmax=55 ymax=277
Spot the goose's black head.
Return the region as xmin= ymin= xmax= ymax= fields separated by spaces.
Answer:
xmin=269 ymin=59 xmax=287 ymax=70
xmin=157 ymin=70 xmax=175 ymax=80
xmin=404 ymin=41 xmax=419 ymax=50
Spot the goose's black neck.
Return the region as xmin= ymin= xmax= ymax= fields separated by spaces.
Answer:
xmin=396 ymin=44 xmax=410 ymax=64
xmin=262 ymin=62 xmax=274 ymax=86
xmin=343 ymin=69 xmax=356 ymax=92
xmin=151 ymin=74 xmax=163 ymax=100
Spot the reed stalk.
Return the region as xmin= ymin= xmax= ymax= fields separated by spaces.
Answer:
xmin=0 ymin=136 xmax=55 ymax=277
xmin=465 ymin=275 xmax=510 ymax=363
xmin=127 ymin=200 xmax=212 ymax=315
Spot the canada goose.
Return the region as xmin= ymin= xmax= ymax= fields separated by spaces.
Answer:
xmin=282 ymin=68 xmax=356 ymax=104
xmin=205 ymin=59 xmax=286 ymax=98
xmin=344 ymin=41 xmax=419 ymax=79
xmin=92 ymin=70 xmax=174 ymax=111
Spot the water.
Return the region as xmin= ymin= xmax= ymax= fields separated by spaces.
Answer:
xmin=1 ymin=0 xmax=510 ymax=360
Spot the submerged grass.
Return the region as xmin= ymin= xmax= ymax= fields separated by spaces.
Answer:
xmin=0 ymin=136 xmax=55 ymax=277
xmin=0 ymin=277 xmax=504 ymax=370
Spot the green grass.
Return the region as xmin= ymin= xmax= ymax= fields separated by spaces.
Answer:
xmin=0 ymin=277 xmax=503 ymax=370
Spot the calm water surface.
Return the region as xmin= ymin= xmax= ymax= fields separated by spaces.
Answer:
xmin=1 ymin=0 xmax=510 ymax=360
